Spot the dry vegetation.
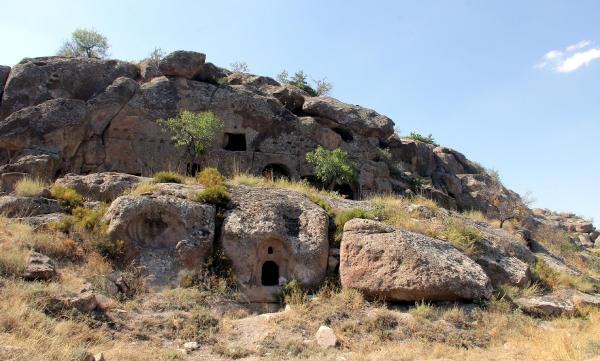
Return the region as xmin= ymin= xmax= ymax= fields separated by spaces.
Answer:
xmin=1 ymin=175 xmax=599 ymax=360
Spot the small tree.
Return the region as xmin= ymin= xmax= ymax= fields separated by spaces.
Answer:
xmin=157 ymin=111 xmax=224 ymax=165
xmin=58 ymin=28 xmax=110 ymax=59
xmin=314 ymin=78 xmax=333 ymax=96
xmin=485 ymin=171 xmax=533 ymax=228
xmin=230 ymin=61 xmax=249 ymax=73
xmin=277 ymin=69 xmax=333 ymax=97
xmin=305 ymin=146 xmax=358 ymax=190
xmin=145 ymin=47 xmax=165 ymax=66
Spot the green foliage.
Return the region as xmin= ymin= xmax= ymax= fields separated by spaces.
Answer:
xmin=58 ymin=28 xmax=109 ymax=58
xmin=153 ymin=171 xmax=185 ymax=184
xmin=407 ymin=132 xmax=439 ymax=146
xmin=305 ymin=146 xmax=358 ymax=190
xmin=530 ymin=257 xmax=597 ymax=293
xmin=50 ymin=185 xmax=84 ymax=209
xmin=276 ymin=70 xmax=333 ymax=96
xmin=196 ymin=167 xmax=225 ymax=187
xmin=282 ymin=277 xmax=307 ymax=305
xmin=157 ymin=110 xmax=224 ymax=158
xmin=441 ymin=219 xmax=482 ymax=255
xmin=333 ymin=208 xmax=380 ymax=244
xmin=193 ymin=185 xmax=230 ymax=208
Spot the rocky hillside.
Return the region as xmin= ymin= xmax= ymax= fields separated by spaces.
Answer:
xmin=0 ymin=51 xmax=599 ymax=360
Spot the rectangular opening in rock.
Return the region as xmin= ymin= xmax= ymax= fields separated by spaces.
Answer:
xmin=223 ymin=133 xmax=247 ymax=151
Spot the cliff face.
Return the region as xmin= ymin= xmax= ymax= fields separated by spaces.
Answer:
xmin=0 ymin=51 xmax=595 ymax=239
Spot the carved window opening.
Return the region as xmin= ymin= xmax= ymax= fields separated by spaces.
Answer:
xmin=223 ymin=133 xmax=247 ymax=151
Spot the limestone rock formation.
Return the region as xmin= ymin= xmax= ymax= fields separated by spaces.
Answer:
xmin=56 ymin=172 xmax=150 ymax=202
xmin=158 ymin=50 xmax=206 ymax=79
xmin=0 ymin=56 xmax=138 ymax=120
xmin=221 ymin=185 xmax=329 ymax=302
xmin=103 ymin=190 xmax=215 ymax=286
xmin=23 ymin=251 xmax=57 ymax=281
xmin=515 ymin=288 xmax=600 ymax=317
xmin=0 ymin=195 xmax=64 ymax=217
xmin=340 ymin=219 xmax=492 ymax=301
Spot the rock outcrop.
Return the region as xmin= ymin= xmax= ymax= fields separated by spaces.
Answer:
xmin=222 ymin=185 xmax=329 ymax=302
xmin=340 ymin=219 xmax=492 ymax=301
xmin=23 ymin=252 xmax=57 ymax=281
xmin=56 ymin=172 xmax=149 ymax=202
xmin=103 ymin=190 xmax=215 ymax=286
xmin=0 ymin=196 xmax=64 ymax=217
xmin=0 ymin=50 xmax=521 ymax=213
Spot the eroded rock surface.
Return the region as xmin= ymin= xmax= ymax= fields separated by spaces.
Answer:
xmin=222 ymin=185 xmax=329 ymax=302
xmin=340 ymin=219 xmax=492 ymax=301
xmin=55 ymin=172 xmax=150 ymax=202
xmin=103 ymin=190 xmax=215 ymax=286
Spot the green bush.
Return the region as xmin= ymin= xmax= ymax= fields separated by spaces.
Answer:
xmin=153 ymin=171 xmax=186 ymax=184
xmin=193 ymin=185 xmax=230 ymax=208
xmin=305 ymin=146 xmax=358 ymax=190
xmin=407 ymin=132 xmax=439 ymax=146
xmin=50 ymin=185 xmax=84 ymax=209
xmin=196 ymin=167 xmax=225 ymax=187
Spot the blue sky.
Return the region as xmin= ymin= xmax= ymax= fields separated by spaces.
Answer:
xmin=1 ymin=0 xmax=599 ymax=223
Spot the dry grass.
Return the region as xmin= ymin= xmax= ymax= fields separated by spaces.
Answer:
xmin=14 ymin=177 xmax=47 ymax=197
xmin=123 ymin=181 xmax=157 ymax=196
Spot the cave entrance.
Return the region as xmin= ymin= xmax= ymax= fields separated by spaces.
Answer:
xmin=186 ymin=163 xmax=201 ymax=176
xmin=262 ymin=164 xmax=290 ymax=180
xmin=332 ymin=127 xmax=354 ymax=142
xmin=333 ymin=183 xmax=355 ymax=200
xmin=261 ymin=261 xmax=279 ymax=286
xmin=223 ymin=133 xmax=247 ymax=151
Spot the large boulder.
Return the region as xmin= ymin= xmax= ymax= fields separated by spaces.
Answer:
xmin=0 ymin=196 xmax=65 ymax=217
xmin=158 ymin=51 xmax=206 ymax=79
xmin=103 ymin=191 xmax=215 ymax=286
xmin=0 ymin=98 xmax=88 ymax=158
xmin=0 ymin=56 xmax=138 ymax=120
xmin=302 ymin=96 xmax=395 ymax=138
xmin=340 ymin=219 xmax=492 ymax=301
xmin=515 ymin=289 xmax=600 ymax=317
xmin=222 ymin=185 xmax=329 ymax=302
xmin=55 ymin=172 xmax=150 ymax=202
xmin=0 ymin=150 xmax=61 ymax=183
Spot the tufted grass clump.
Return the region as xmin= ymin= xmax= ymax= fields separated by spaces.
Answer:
xmin=441 ymin=219 xmax=483 ymax=255
xmin=14 ymin=177 xmax=47 ymax=197
xmin=124 ymin=181 xmax=157 ymax=196
xmin=0 ymin=243 xmax=28 ymax=277
xmin=50 ymin=184 xmax=84 ymax=208
xmin=153 ymin=170 xmax=186 ymax=184
xmin=196 ymin=167 xmax=225 ymax=187
xmin=530 ymin=257 xmax=597 ymax=293
xmin=193 ymin=185 xmax=230 ymax=208
xmin=333 ymin=208 xmax=379 ymax=244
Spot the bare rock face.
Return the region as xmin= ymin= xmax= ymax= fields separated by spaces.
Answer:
xmin=302 ymin=96 xmax=395 ymax=138
xmin=0 ymin=150 xmax=61 ymax=185
xmin=0 ymin=196 xmax=65 ymax=217
xmin=221 ymin=185 xmax=329 ymax=302
xmin=23 ymin=251 xmax=56 ymax=281
xmin=0 ymin=56 xmax=138 ymax=120
xmin=340 ymin=219 xmax=492 ymax=301
xmin=138 ymin=59 xmax=162 ymax=82
xmin=103 ymin=192 xmax=215 ymax=286
xmin=55 ymin=172 xmax=150 ymax=202
xmin=159 ymin=50 xmax=206 ymax=79
xmin=0 ymin=98 xmax=88 ymax=158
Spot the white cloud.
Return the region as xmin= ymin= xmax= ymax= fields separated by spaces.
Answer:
xmin=556 ymin=48 xmax=600 ymax=72
xmin=536 ymin=40 xmax=600 ymax=73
